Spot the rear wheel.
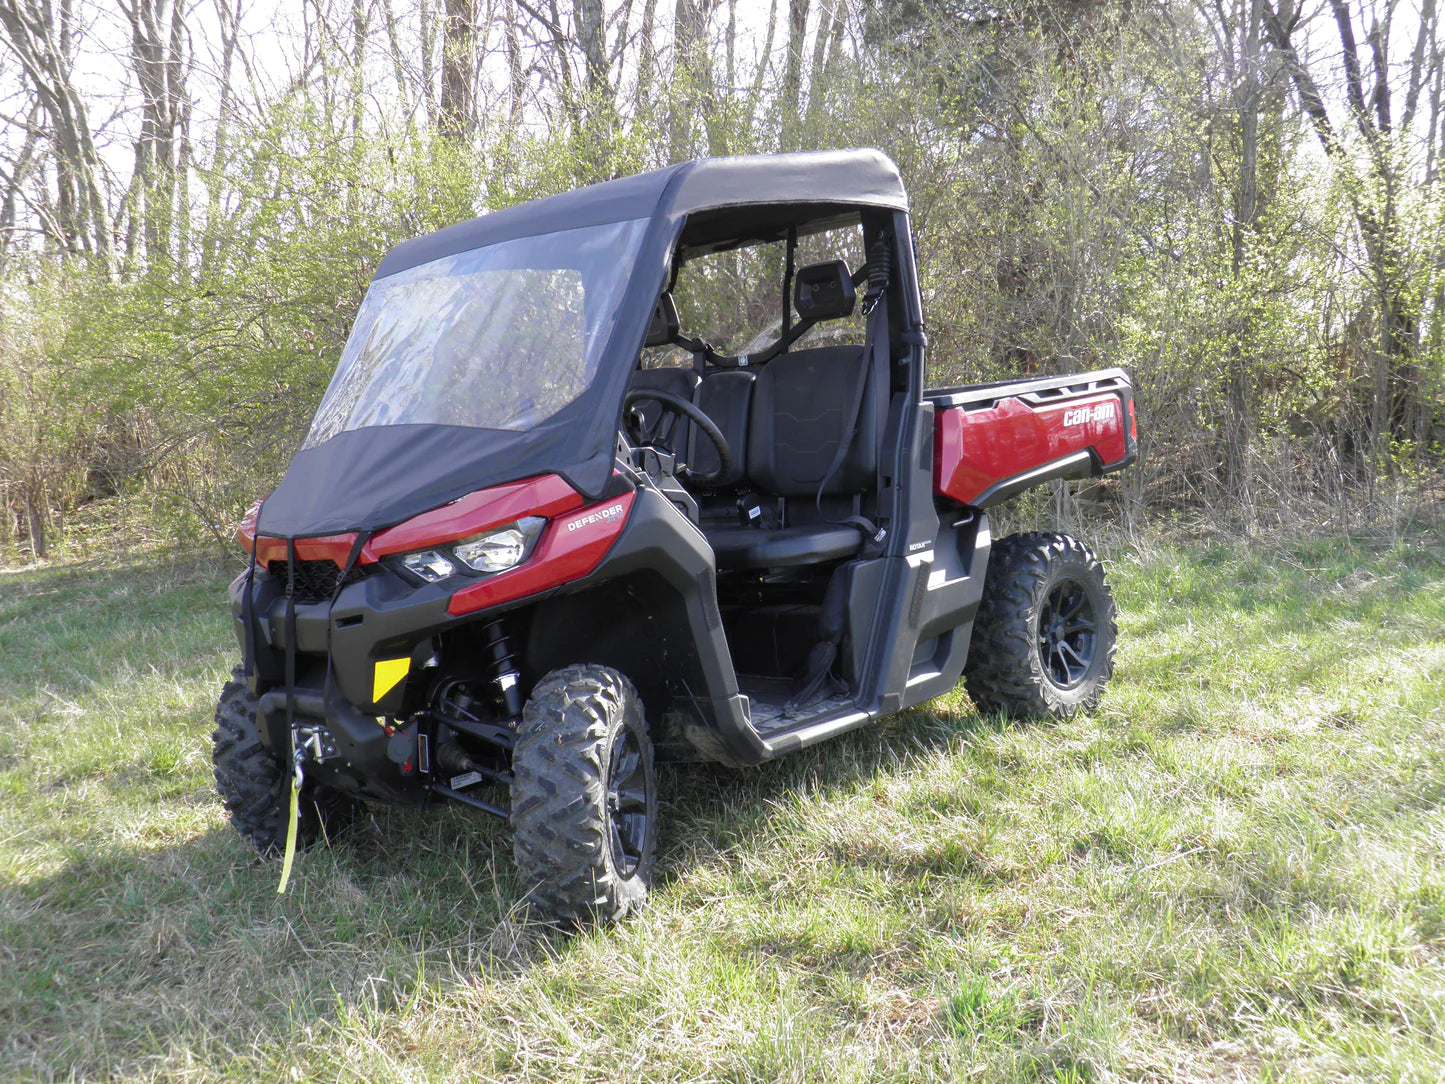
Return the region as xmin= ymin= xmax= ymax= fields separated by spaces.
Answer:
xmin=510 ymin=664 xmax=657 ymax=925
xmin=212 ymin=668 xmax=354 ymax=854
xmin=963 ymin=533 xmax=1116 ymax=719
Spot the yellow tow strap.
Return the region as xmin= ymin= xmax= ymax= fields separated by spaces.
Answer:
xmin=277 ymin=768 xmax=301 ymax=895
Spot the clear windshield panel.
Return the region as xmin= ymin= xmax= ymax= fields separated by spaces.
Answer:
xmin=304 ymin=218 xmax=649 ymax=448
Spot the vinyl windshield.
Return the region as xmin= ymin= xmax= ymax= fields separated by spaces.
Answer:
xmin=305 ymin=217 xmax=648 ymax=448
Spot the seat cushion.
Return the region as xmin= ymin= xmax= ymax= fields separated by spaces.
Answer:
xmin=705 ymin=522 xmax=863 ymax=569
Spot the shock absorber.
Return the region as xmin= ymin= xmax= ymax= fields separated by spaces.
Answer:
xmin=480 ymin=618 xmax=524 ymax=718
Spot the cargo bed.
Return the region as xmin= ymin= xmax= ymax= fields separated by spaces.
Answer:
xmin=927 ymin=367 xmax=1137 ymax=508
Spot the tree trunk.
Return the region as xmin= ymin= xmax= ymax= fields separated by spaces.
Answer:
xmin=201 ymin=0 xmax=241 ymax=273
xmin=0 ymin=0 xmax=116 ymax=270
xmin=505 ymin=0 xmax=526 ymax=130
xmin=350 ymin=0 xmax=367 ymax=148
xmin=170 ymin=0 xmax=190 ymax=272
xmin=378 ymin=0 xmax=414 ymax=114
xmin=747 ymin=0 xmax=779 ymax=118
xmin=576 ymin=0 xmax=607 ymax=99
xmin=121 ymin=0 xmax=187 ymax=268
xmin=574 ymin=0 xmax=616 ymax=165
xmin=669 ymin=0 xmax=715 ymax=160
xmin=0 ymin=108 xmax=40 ymax=276
xmin=420 ymin=0 xmax=437 ymax=115
xmin=439 ymin=0 xmax=477 ymax=138
xmin=1225 ymin=0 xmax=1262 ymax=505
xmin=24 ymin=489 xmax=45 ymax=560
xmin=633 ymin=0 xmax=658 ymax=120
xmin=801 ymin=0 xmax=833 ymax=137
xmin=1265 ymin=0 xmax=1430 ymax=456
xmin=780 ymin=0 xmax=809 ymax=149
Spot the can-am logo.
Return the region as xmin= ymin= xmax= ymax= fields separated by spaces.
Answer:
xmin=1062 ymin=403 xmax=1115 ymax=428
xmin=566 ymin=503 xmax=626 ymax=532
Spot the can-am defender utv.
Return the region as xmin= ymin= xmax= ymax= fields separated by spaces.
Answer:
xmin=218 ymin=149 xmax=1137 ymax=923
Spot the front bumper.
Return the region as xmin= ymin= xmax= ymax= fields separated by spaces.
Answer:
xmin=230 ymin=563 xmax=454 ymax=718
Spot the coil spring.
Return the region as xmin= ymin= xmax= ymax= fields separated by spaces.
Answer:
xmin=479 ymin=618 xmax=523 ymax=717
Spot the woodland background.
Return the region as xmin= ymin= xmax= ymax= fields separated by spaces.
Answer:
xmin=0 ymin=0 xmax=1441 ymax=561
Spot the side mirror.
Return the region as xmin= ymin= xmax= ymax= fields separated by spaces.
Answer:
xmin=794 ymin=260 xmax=856 ymax=321
xmin=645 ymin=292 xmax=681 ymax=347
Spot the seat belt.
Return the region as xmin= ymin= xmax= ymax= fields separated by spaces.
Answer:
xmin=786 ymin=242 xmax=893 ymax=711
xmin=814 ymin=239 xmax=891 ymax=558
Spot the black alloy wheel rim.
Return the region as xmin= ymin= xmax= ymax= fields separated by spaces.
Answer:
xmin=1038 ymin=577 xmax=1098 ymax=690
xmin=605 ymin=728 xmax=649 ymax=878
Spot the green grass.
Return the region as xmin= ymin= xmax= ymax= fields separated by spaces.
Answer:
xmin=1 ymin=532 xmax=1443 ymax=1081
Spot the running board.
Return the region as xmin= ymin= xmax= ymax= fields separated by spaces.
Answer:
xmin=757 ymin=703 xmax=876 ymax=759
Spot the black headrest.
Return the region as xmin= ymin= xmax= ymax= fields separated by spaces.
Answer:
xmin=645 ymin=292 xmax=681 ymax=347
xmin=793 ymin=260 xmax=856 ymax=321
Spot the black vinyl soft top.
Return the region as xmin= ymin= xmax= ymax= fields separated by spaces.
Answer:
xmin=375 ymin=149 xmax=907 ymax=279
xmin=256 ymin=150 xmax=908 ymax=540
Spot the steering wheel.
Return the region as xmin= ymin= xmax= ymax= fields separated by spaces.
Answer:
xmin=622 ymin=387 xmax=732 ymax=487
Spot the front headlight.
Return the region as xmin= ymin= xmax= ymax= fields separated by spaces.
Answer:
xmin=399 ymin=550 xmax=455 ymax=583
xmin=452 ymin=517 xmax=545 ymax=574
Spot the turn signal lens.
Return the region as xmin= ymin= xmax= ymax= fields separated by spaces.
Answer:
xmin=400 ymin=550 xmax=455 ymax=583
xmin=452 ymin=517 xmax=545 ymax=574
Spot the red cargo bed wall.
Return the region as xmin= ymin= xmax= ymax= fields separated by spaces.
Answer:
xmin=934 ymin=393 xmax=1129 ymax=507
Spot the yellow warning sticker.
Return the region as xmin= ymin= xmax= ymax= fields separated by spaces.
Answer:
xmin=372 ymin=657 xmax=410 ymax=702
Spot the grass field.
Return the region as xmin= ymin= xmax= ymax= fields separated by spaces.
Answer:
xmin=1 ymin=532 xmax=1443 ymax=1082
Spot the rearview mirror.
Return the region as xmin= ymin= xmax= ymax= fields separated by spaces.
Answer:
xmin=794 ymin=260 xmax=856 ymax=321
xmin=645 ymin=292 xmax=681 ymax=347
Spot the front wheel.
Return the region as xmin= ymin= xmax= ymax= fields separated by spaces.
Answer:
xmin=963 ymin=533 xmax=1117 ymax=719
xmin=510 ymin=664 xmax=657 ymax=925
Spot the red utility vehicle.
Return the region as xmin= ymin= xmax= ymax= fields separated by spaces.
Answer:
xmin=216 ymin=149 xmax=1136 ymax=924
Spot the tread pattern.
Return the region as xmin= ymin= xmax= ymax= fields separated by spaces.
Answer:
xmin=510 ymin=664 xmax=656 ymax=925
xmin=211 ymin=667 xmax=353 ymax=855
xmin=963 ymin=532 xmax=1117 ymax=719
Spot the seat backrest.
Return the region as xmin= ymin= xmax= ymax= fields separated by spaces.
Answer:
xmin=687 ymin=369 xmax=754 ymax=487
xmin=745 ymin=345 xmax=880 ymax=497
xmin=627 ymin=366 xmax=700 ymax=453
